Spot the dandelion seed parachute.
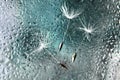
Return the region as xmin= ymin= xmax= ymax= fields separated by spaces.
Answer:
xmin=61 ymin=2 xmax=82 ymax=19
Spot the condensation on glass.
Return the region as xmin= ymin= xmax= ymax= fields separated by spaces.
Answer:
xmin=0 ymin=0 xmax=120 ymax=80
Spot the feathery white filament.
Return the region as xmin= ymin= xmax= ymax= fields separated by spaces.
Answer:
xmin=79 ymin=18 xmax=96 ymax=41
xmin=61 ymin=2 xmax=82 ymax=19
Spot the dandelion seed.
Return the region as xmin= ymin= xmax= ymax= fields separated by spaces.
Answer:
xmin=79 ymin=26 xmax=95 ymax=41
xmin=36 ymin=32 xmax=52 ymax=52
xmin=79 ymin=18 xmax=97 ymax=41
xmin=37 ymin=42 xmax=48 ymax=52
xmin=59 ymin=63 xmax=68 ymax=70
xmin=79 ymin=26 xmax=94 ymax=34
xmin=61 ymin=2 xmax=82 ymax=19
xmin=59 ymin=41 xmax=64 ymax=51
xmin=72 ymin=53 xmax=77 ymax=63
xmin=29 ymin=31 xmax=52 ymax=55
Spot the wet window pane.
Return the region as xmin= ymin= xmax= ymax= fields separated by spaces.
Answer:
xmin=0 ymin=0 xmax=120 ymax=80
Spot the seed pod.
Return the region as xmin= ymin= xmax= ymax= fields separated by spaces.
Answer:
xmin=59 ymin=63 xmax=68 ymax=70
xmin=72 ymin=53 xmax=77 ymax=63
xmin=59 ymin=41 xmax=64 ymax=51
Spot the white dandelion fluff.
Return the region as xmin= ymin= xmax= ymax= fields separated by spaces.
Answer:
xmin=79 ymin=18 xmax=97 ymax=41
xmin=61 ymin=2 xmax=82 ymax=19
xmin=30 ymin=31 xmax=52 ymax=55
xmin=36 ymin=41 xmax=49 ymax=52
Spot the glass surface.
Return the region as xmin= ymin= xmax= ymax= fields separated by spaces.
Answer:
xmin=0 ymin=0 xmax=120 ymax=80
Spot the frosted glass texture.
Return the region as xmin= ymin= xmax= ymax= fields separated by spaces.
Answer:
xmin=0 ymin=0 xmax=120 ymax=80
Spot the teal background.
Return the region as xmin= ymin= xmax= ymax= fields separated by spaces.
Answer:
xmin=0 ymin=0 xmax=120 ymax=80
